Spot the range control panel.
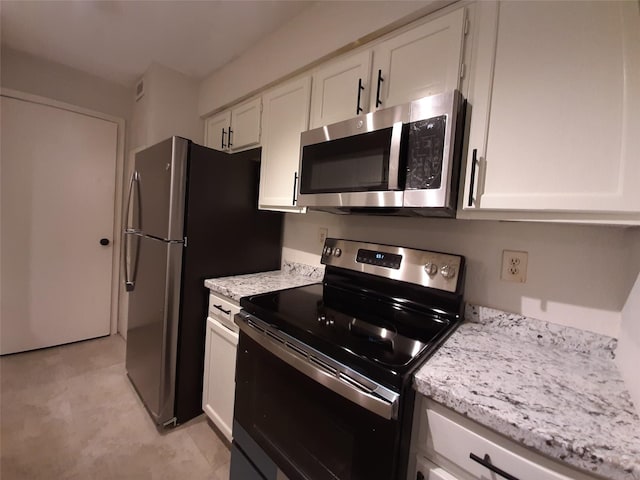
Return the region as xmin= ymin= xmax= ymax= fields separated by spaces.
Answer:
xmin=321 ymin=238 xmax=464 ymax=293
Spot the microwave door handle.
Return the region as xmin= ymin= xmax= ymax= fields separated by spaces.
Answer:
xmin=387 ymin=122 xmax=403 ymax=190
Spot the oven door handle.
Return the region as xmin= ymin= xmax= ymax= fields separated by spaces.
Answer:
xmin=238 ymin=314 xmax=399 ymax=420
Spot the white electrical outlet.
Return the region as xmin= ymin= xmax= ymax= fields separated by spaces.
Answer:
xmin=501 ymin=250 xmax=528 ymax=283
xmin=318 ymin=227 xmax=328 ymax=245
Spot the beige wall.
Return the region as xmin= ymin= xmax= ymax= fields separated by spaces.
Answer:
xmin=1 ymin=46 xmax=131 ymax=121
xmin=617 ymin=229 xmax=640 ymax=412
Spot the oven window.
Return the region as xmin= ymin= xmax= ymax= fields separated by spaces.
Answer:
xmin=235 ymin=332 xmax=399 ymax=480
xmin=299 ymin=128 xmax=393 ymax=194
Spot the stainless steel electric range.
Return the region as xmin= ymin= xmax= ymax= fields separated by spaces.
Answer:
xmin=230 ymin=238 xmax=465 ymax=480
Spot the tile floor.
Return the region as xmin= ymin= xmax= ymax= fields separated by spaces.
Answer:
xmin=0 ymin=335 xmax=230 ymax=480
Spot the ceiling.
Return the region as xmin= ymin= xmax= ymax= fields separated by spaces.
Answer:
xmin=0 ymin=0 xmax=314 ymax=87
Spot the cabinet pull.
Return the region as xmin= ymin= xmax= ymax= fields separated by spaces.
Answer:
xmin=228 ymin=126 xmax=233 ymax=147
xmin=468 ymin=148 xmax=478 ymax=207
xmin=375 ymin=69 xmax=384 ymax=108
xmin=213 ymin=304 xmax=231 ymax=315
xmin=356 ymin=78 xmax=364 ymax=114
xmin=292 ymin=171 xmax=299 ymax=205
xmin=469 ymin=453 xmax=519 ymax=480
xmin=221 ymin=128 xmax=227 ymax=149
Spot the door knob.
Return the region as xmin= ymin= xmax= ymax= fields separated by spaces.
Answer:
xmin=100 ymin=238 xmax=110 ymax=246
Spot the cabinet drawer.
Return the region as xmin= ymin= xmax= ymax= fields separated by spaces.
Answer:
xmin=426 ymin=408 xmax=571 ymax=480
xmin=208 ymin=293 xmax=240 ymax=331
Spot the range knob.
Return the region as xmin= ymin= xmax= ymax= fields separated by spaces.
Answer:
xmin=324 ymin=246 xmax=333 ymax=256
xmin=424 ymin=262 xmax=438 ymax=276
xmin=333 ymin=248 xmax=342 ymax=257
xmin=440 ymin=264 xmax=456 ymax=279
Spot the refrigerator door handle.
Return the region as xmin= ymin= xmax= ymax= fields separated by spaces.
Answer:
xmin=124 ymin=171 xmax=141 ymax=292
xmin=123 ymin=232 xmax=139 ymax=292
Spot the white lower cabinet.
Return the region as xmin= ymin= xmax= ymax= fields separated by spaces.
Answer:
xmin=411 ymin=398 xmax=599 ymax=480
xmin=202 ymin=292 xmax=240 ymax=442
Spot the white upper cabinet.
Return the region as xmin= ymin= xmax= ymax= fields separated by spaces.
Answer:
xmin=310 ymin=50 xmax=372 ymax=129
xmin=258 ymin=76 xmax=311 ymax=213
xmin=462 ymin=1 xmax=640 ymax=221
xmin=204 ymin=97 xmax=261 ymax=152
xmin=371 ymin=8 xmax=467 ymax=111
xmin=229 ymin=98 xmax=262 ymax=150
xmin=204 ymin=110 xmax=231 ymax=152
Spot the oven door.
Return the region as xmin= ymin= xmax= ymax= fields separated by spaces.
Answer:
xmin=234 ymin=329 xmax=401 ymax=480
xmin=297 ymin=103 xmax=410 ymax=209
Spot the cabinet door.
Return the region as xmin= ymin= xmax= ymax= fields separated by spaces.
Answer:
xmin=310 ymin=50 xmax=372 ymax=129
xmin=463 ymin=1 xmax=640 ymax=216
xmin=229 ymin=97 xmax=261 ymax=151
xmin=259 ymin=76 xmax=311 ymax=212
xmin=372 ymin=8 xmax=466 ymax=111
xmin=202 ymin=316 xmax=239 ymax=442
xmin=205 ymin=111 xmax=231 ymax=152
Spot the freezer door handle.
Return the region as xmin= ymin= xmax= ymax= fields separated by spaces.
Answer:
xmin=124 ymin=171 xmax=140 ymax=232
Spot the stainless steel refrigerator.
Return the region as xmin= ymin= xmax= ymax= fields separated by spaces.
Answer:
xmin=123 ymin=137 xmax=282 ymax=428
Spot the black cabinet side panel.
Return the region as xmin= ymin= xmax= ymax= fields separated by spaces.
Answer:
xmin=174 ymin=145 xmax=283 ymax=424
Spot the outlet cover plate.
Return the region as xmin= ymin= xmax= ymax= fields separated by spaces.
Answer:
xmin=501 ymin=250 xmax=528 ymax=283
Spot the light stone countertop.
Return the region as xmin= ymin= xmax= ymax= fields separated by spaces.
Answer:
xmin=204 ymin=261 xmax=324 ymax=303
xmin=414 ymin=305 xmax=640 ymax=480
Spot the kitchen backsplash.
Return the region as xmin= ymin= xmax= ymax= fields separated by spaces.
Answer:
xmin=282 ymin=210 xmax=639 ymax=339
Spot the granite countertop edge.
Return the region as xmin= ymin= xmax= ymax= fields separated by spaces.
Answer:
xmin=414 ymin=305 xmax=640 ymax=480
xmin=204 ymin=260 xmax=324 ymax=302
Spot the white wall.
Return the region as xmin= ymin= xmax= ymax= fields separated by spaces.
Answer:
xmin=283 ymin=211 xmax=640 ymax=338
xmin=198 ymin=0 xmax=451 ymax=116
xmin=0 ymin=46 xmax=131 ymax=121
xmin=130 ymin=62 xmax=202 ymax=150
xmin=616 ymin=229 xmax=640 ymax=412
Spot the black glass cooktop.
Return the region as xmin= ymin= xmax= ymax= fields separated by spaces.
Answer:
xmin=239 ymin=282 xmax=458 ymax=389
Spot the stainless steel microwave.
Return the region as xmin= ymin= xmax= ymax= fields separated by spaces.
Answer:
xmin=297 ymin=90 xmax=465 ymax=216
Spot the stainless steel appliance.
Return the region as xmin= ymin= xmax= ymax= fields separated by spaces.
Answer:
xmin=297 ymin=90 xmax=465 ymax=217
xmin=231 ymin=238 xmax=465 ymax=480
xmin=123 ymin=136 xmax=282 ymax=428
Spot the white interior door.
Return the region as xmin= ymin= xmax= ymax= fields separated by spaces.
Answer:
xmin=1 ymin=95 xmax=118 ymax=355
